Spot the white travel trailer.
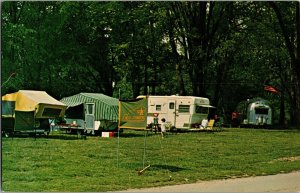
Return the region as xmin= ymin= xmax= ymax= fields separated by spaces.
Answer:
xmin=137 ymin=95 xmax=215 ymax=131
xmin=236 ymin=98 xmax=272 ymax=126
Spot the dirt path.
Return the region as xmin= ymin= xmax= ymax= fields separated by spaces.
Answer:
xmin=120 ymin=171 xmax=300 ymax=192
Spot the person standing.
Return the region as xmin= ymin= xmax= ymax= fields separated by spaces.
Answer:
xmin=160 ymin=118 xmax=166 ymax=138
xmin=153 ymin=116 xmax=159 ymax=133
xmin=231 ymin=111 xmax=238 ymax=127
xmin=214 ymin=114 xmax=219 ymax=126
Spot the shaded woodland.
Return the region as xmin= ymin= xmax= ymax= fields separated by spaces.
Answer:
xmin=1 ymin=1 xmax=300 ymax=126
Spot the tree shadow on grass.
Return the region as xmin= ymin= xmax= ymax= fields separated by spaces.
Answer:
xmin=151 ymin=164 xmax=188 ymax=172
xmin=45 ymin=134 xmax=84 ymax=140
xmin=29 ymin=132 xmax=83 ymax=140
xmin=119 ymin=132 xmax=146 ymax=138
xmin=2 ymin=132 xmax=81 ymax=140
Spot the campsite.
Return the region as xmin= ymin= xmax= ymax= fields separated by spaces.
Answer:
xmin=2 ymin=1 xmax=300 ymax=192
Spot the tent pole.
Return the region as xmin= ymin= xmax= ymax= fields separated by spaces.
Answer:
xmin=117 ymin=103 xmax=120 ymax=168
xmin=117 ymin=88 xmax=121 ymax=168
xmin=117 ymin=126 xmax=120 ymax=168
xmin=142 ymin=129 xmax=147 ymax=168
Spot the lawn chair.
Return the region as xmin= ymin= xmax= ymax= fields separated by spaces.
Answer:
xmin=206 ymin=119 xmax=215 ymax=131
xmin=200 ymin=119 xmax=208 ymax=130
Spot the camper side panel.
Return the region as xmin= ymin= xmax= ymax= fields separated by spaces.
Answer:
xmin=176 ymin=97 xmax=210 ymax=129
xmin=146 ymin=97 xmax=168 ymax=126
xmin=174 ymin=98 xmax=192 ymax=128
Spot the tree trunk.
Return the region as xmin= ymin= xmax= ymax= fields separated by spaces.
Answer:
xmin=143 ymin=61 xmax=148 ymax=95
xmin=190 ymin=2 xmax=208 ymax=97
xmin=295 ymin=1 xmax=300 ymax=128
xmin=176 ymin=63 xmax=186 ymax=96
xmin=167 ymin=8 xmax=186 ymax=95
xmin=170 ymin=1 xmax=210 ymax=97
xmin=212 ymin=58 xmax=229 ymax=107
xmin=270 ymin=1 xmax=300 ymax=127
xmin=149 ymin=11 xmax=157 ymax=95
xmin=280 ymin=93 xmax=285 ymax=126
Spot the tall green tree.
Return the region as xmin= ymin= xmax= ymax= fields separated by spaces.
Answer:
xmin=2 ymin=1 xmax=298 ymax=125
xmin=269 ymin=1 xmax=300 ymax=127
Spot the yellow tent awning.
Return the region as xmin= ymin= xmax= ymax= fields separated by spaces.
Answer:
xmin=2 ymin=92 xmax=18 ymax=102
xmin=2 ymin=90 xmax=67 ymax=118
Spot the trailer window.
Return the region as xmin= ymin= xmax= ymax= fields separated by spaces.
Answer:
xmin=169 ymin=102 xmax=175 ymax=109
xmin=156 ymin=105 xmax=161 ymax=111
xmin=65 ymin=104 xmax=84 ymax=119
xmin=2 ymin=101 xmax=15 ymax=116
xmin=255 ymin=108 xmax=268 ymax=115
xmin=179 ymin=105 xmax=190 ymax=113
xmin=42 ymin=108 xmax=62 ymax=117
xmin=195 ymin=106 xmax=208 ymax=114
xmin=86 ymin=103 xmax=94 ymax=115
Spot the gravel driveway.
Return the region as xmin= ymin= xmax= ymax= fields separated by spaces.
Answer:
xmin=119 ymin=171 xmax=300 ymax=192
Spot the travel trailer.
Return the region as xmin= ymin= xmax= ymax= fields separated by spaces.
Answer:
xmin=235 ymin=98 xmax=272 ymax=126
xmin=137 ymin=95 xmax=215 ymax=131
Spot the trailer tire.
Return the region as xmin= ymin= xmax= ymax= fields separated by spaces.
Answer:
xmin=3 ymin=132 xmax=9 ymax=138
xmin=170 ymin=126 xmax=177 ymax=132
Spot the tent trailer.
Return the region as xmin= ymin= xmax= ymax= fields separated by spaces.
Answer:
xmin=1 ymin=90 xmax=67 ymax=135
xmin=137 ymin=95 xmax=215 ymax=131
xmin=60 ymin=93 xmax=119 ymax=135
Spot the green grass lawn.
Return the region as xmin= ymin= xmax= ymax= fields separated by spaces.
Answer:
xmin=2 ymin=128 xmax=300 ymax=192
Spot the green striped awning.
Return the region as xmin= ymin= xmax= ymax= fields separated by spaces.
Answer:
xmin=60 ymin=93 xmax=118 ymax=121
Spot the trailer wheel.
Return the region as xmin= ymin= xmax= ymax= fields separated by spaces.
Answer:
xmin=44 ymin=131 xmax=50 ymax=136
xmin=3 ymin=132 xmax=9 ymax=138
xmin=29 ymin=133 xmax=36 ymax=137
xmin=170 ymin=126 xmax=176 ymax=132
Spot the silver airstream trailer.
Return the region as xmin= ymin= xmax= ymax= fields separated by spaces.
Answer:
xmin=236 ymin=98 xmax=272 ymax=126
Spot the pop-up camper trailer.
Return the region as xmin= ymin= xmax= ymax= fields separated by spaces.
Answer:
xmin=60 ymin=93 xmax=118 ymax=134
xmin=1 ymin=90 xmax=67 ymax=135
xmin=137 ymin=95 xmax=215 ymax=131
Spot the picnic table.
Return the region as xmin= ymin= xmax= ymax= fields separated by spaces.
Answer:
xmin=56 ymin=123 xmax=85 ymax=138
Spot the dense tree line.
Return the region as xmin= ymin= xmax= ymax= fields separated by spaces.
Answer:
xmin=1 ymin=1 xmax=300 ymax=126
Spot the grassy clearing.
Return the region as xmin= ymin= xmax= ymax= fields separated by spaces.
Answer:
xmin=2 ymin=128 xmax=300 ymax=192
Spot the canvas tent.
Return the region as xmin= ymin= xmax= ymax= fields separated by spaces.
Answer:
xmin=2 ymin=90 xmax=67 ymax=133
xmin=60 ymin=93 xmax=118 ymax=133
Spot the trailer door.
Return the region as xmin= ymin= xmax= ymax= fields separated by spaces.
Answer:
xmin=167 ymin=100 xmax=176 ymax=126
xmin=85 ymin=103 xmax=95 ymax=130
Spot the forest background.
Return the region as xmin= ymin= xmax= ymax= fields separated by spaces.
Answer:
xmin=1 ymin=1 xmax=300 ymax=127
